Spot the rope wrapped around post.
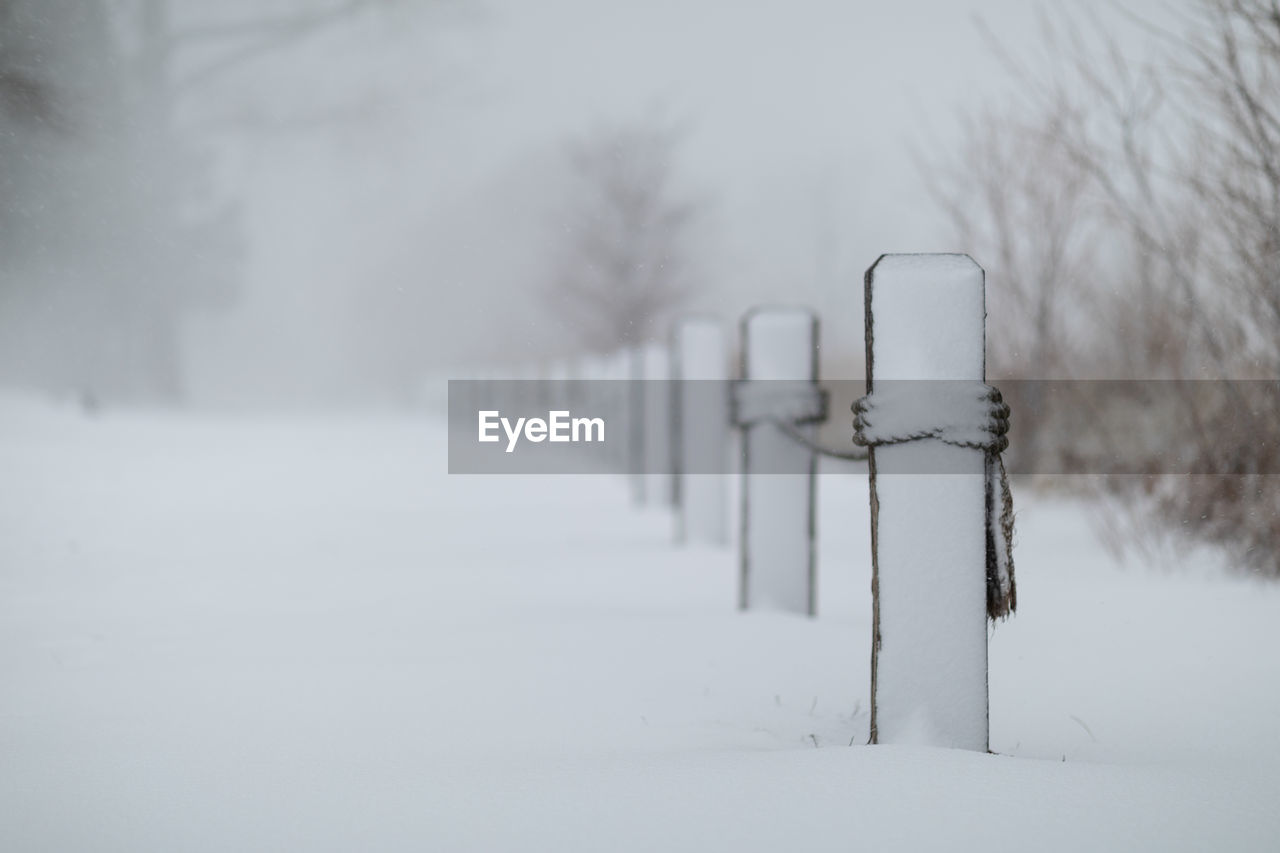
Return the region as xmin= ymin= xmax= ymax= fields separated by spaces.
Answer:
xmin=730 ymin=380 xmax=827 ymax=429
xmin=731 ymin=381 xmax=870 ymax=462
xmin=852 ymin=381 xmax=1017 ymax=620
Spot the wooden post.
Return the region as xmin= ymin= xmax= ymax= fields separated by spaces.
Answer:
xmin=865 ymin=254 xmax=989 ymax=751
xmin=640 ymin=343 xmax=672 ymax=506
xmin=672 ymin=317 xmax=729 ymax=545
xmin=738 ymin=307 xmax=820 ymax=616
xmin=548 ymin=358 xmax=570 ymax=415
xmin=627 ymin=346 xmax=645 ymax=503
xmin=607 ymin=350 xmax=631 ymax=475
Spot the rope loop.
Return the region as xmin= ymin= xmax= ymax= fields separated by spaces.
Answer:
xmin=853 ymin=381 xmax=1010 ymax=453
xmin=853 ymin=380 xmax=1017 ymax=622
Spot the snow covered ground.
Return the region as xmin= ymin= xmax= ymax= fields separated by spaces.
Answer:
xmin=2 ymin=395 xmax=1279 ymax=851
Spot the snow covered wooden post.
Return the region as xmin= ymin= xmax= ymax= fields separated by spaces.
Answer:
xmin=548 ymin=359 xmax=571 ymax=415
xmin=672 ymin=317 xmax=729 ymax=545
xmin=608 ymin=350 xmax=633 ymax=476
xmin=863 ymin=254 xmax=991 ymax=752
xmin=640 ymin=342 xmax=673 ymax=506
xmin=625 ymin=346 xmax=646 ymax=502
xmin=735 ymin=307 xmax=823 ymax=615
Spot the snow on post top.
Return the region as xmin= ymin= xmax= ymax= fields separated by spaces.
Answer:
xmin=744 ymin=308 xmax=817 ymax=381
xmin=642 ymin=342 xmax=670 ymax=380
xmin=867 ymin=254 xmax=984 ymax=382
xmin=676 ymin=319 xmax=727 ymax=381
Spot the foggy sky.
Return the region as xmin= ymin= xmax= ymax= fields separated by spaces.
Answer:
xmin=178 ymin=0 xmax=1175 ymax=407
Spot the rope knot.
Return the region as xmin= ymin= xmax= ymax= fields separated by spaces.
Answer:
xmin=852 ymin=381 xmax=1017 ymax=621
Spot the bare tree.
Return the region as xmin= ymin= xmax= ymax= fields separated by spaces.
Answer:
xmin=0 ymin=0 xmax=438 ymax=403
xmin=0 ymin=2 xmax=57 ymax=126
xmin=922 ymin=107 xmax=1095 ymax=470
xmin=543 ymin=119 xmax=702 ymax=352
xmin=930 ymin=1 xmax=1280 ymax=574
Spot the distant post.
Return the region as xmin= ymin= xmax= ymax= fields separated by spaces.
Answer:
xmin=640 ymin=343 xmax=672 ymax=506
xmin=671 ymin=317 xmax=729 ymax=545
xmin=864 ymin=254 xmax=989 ymax=751
xmin=627 ymin=346 xmax=645 ymax=503
xmin=609 ymin=350 xmax=633 ymax=477
xmin=736 ymin=307 xmax=822 ymax=615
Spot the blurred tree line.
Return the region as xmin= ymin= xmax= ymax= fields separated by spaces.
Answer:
xmin=930 ymin=0 xmax=1280 ymax=574
xmin=0 ymin=0 xmax=402 ymax=404
xmin=0 ymin=1 xmax=232 ymax=402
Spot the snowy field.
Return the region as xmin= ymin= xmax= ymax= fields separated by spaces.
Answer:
xmin=3 ymin=395 xmax=1279 ymax=851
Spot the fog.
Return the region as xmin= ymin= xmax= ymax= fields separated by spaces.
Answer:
xmin=2 ymin=0 xmax=1173 ymax=409
xmin=10 ymin=6 xmax=1280 ymax=846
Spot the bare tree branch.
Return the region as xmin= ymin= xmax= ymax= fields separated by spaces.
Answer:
xmin=542 ymin=119 xmax=704 ymax=352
